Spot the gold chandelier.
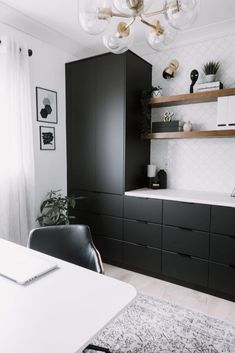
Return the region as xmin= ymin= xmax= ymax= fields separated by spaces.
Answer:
xmin=78 ymin=0 xmax=199 ymax=54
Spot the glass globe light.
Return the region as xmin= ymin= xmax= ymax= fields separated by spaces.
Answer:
xmin=146 ymin=20 xmax=177 ymax=51
xmin=78 ymin=0 xmax=112 ymax=35
xmin=165 ymin=0 xmax=199 ymax=30
xmin=103 ymin=22 xmax=134 ymax=54
xmin=112 ymin=0 xmax=153 ymax=16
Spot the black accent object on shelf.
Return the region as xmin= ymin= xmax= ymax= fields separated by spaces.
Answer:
xmin=152 ymin=120 xmax=183 ymax=132
xmin=157 ymin=169 xmax=167 ymax=189
xmin=190 ymin=69 xmax=199 ymax=93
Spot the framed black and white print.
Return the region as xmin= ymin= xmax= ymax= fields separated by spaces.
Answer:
xmin=40 ymin=126 xmax=56 ymax=150
xmin=36 ymin=87 xmax=58 ymax=124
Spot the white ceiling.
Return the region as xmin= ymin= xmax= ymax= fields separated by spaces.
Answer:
xmin=0 ymin=0 xmax=235 ymax=57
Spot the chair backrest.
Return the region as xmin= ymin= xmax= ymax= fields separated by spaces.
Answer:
xmin=28 ymin=225 xmax=104 ymax=274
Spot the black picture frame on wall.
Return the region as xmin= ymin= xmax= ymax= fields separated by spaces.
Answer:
xmin=36 ymin=87 xmax=58 ymax=124
xmin=40 ymin=126 xmax=56 ymax=150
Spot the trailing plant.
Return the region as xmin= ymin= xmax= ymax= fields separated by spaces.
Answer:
xmin=140 ymin=86 xmax=162 ymax=134
xmin=36 ymin=190 xmax=81 ymax=226
xmin=203 ymin=61 xmax=220 ymax=75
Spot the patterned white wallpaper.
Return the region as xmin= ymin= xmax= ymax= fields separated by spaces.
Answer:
xmin=142 ymin=33 xmax=235 ymax=193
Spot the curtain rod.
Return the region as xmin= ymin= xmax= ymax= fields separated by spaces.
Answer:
xmin=0 ymin=40 xmax=33 ymax=56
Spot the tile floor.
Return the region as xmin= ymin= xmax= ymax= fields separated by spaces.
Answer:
xmin=104 ymin=263 xmax=235 ymax=324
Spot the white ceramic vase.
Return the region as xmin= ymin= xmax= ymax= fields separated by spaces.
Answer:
xmin=183 ymin=121 xmax=193 ymax=132
xmin=205 ymin=74 xmax=216 ymax=83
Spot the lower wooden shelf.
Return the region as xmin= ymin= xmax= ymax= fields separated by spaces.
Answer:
xmin=145 ymin=129 xmax=235 ymax=140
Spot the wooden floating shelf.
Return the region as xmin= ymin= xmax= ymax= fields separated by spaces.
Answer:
xmin=149 ymin=88 xmax=235 ymax=108
xmin=145 ymin=129 xmax=235 ymax=140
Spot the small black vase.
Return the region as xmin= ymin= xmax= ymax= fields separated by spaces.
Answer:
xmin=157 ymin=169 xmax=167 ymax=189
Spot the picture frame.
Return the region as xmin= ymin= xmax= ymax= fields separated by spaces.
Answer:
xmin=36 ymin=87 xmax=58 ymax=124
xmin=40 ymin=126 xmax=56 ymax=150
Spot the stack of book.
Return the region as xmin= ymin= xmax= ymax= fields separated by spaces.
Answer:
xmin=195 ymin=81 xmax=223 ymax=92
xmin=152 ymin=120 xmax=184 ymax=133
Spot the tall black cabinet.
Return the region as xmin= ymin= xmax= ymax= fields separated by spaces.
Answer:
xmin=66 ymin=51 xmax=152 ymax=265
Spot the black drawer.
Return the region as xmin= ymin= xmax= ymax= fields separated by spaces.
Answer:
xmin=210 ymin=233 xmax=235 ymax=266
xmin=163 ymin=200 xmax=210 ymax=232
xmin=162 ymin=250 xmax=208 ymax=287
xmin=124 ymin=220 xmax=161 ymax=248
xmin=163 ymin=226 xmax=209 ymax=259
xmin=211 ymin=206 xmax=235 ymax=236
xmin=209 ymin=262 xmax=235 ymax=297
xmin=74 ymin=191 xmax=123 ymax=217
xmin=93 ymin=215 xmax=123 ymax=240
xmin=72 ymin=211 xmax=122 ymax=240
xmin=124 ymin=196 xmax=162 ymax=223
xmin=124 ymin=243 xmax=161 ymax=273
xmin=93 ymin=236 xmax=122 ymax=264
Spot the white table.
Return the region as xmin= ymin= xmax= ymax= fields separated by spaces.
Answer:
xmin=0 ymin=239 xmax=136 ymax=353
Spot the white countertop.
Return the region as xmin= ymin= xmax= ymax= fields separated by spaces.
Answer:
xmin=125 ymin=188 xmax=235 ymax=208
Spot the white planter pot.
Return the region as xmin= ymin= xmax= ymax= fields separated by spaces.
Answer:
xmin=205 ymin=74 xmax=216 ymax=83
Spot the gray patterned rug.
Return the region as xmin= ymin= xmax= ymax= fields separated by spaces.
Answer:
xmin=90 ymin=293 xmax=235 ymax=353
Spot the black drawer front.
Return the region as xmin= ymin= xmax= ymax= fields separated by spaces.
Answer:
xmin=163 ymin=226 xmax=209 ymax=259
xmin=124 ymin=196 xmax=162 ymax=223
xmin=210 ymin=233 xmax=235 ymax=266
xmin=211 ymin=206 xmax=235 ymax=236
xmin=209 ymin=262 xmax=235 ymax=296
xmin=95 ymin=193 xmax=123 ymax=217
xmin=162 ymin=251 xmax=208 ymax=287
xmin=74 ymin=191 xmax=123 ymax=217
xmin=72 ymin=211 xmax=122 ymax=240
xmin=124 ymin=243 xmax=161 ymax=273
xmin=93 ymin=215 xmax=123 ymax=240
xmin=163 ymin=201 xmax=210 ymax=232
xmin=124 ymin=220 xmax=161 ymax=248
xmin=93 ymin=236 xmax=122 ymax=264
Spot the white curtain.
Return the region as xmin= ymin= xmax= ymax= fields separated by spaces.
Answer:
xmin=0 ymin=37 xmax=35 ymax=245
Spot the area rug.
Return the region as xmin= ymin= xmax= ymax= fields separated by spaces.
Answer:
xmin=89 ymin=293 xmax=235 ymax=353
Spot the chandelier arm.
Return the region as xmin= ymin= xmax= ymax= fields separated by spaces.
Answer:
xmin=124 ymin=17 xmax=136 ymax=30
xmin=142 ymin=9 xmax=167 ymax=18
xmin=140 ymin=15 xmax=157 ymax=30
xmin=111 ymin=11 xmax=132 ymax=18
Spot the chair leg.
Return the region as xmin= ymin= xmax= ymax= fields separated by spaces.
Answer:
xmin=83 ymin=344 xmax=111 ymax=353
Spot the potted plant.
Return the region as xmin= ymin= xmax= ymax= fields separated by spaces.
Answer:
xmin=203 ymin=61 xmax=220 ymax=82
xmin=36 ymin=190 xmax=80 ymax=226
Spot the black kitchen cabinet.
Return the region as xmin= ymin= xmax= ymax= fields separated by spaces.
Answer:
xmin=163 ymin=200 xmax=211 ymax=232
xmin=66 ymin=51 xmax=151 ymax=196
xmin=211 ymin=206 xmax=235 ymax=236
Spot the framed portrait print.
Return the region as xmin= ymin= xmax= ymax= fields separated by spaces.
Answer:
xmin=40 ymin=126 xmax=56 ymax=150
xmin=36 ymin=87 xmax=58 ymax=124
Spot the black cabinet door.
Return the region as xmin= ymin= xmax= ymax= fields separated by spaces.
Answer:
xmin=124 ymin=219 xmax=161 ymax=248
xmin=211 ymin=206 xmax=235 ymax=236
xmin=163 ymin=226 xmax=209 ymax=259
xmin=210 ymin=233 xmax=235 ymax=266
xmin=123 ymin=243 xmax=161 ymax=274
xmin=66 ymin=61 xmax=96 ymax=192
xmin=124 ymin=196 xmax=162 ymax=223
xmin=209 ymin=262 xmax=235 ymax=297
xmin=93 ymin=235 xmax=123 ymax=264
xmin=162 ymin=250 xmax=208 ymax=287
xmin=94 ymin=55 xmax=125 ymax=194
xmin=163 ymin=201 xmax=210 ymax=232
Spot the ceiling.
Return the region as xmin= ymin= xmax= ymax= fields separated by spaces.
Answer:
xmin=0 ymin=0 xmax=235 ymax=56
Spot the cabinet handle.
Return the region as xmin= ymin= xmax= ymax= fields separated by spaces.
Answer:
xmin=136 ymin=220 xmax=149 ymax=225
xmin=229 ymin=235 xmax=235 ymax=239
xmin=229 ymin=264 xmax=235 ymax=269
xmin=136 ymin=243 xmax=147 ymax=248
xmin=178 ymin=226 xmax=193 ymax=232
xmin=178 ymin=252 xmax=191 ymax=258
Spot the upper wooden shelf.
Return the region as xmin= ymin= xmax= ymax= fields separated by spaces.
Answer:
xmin=149 ymin=87 xmax=235 ymax=107
xmin=145 ymin=129 xmax=235 ymax=140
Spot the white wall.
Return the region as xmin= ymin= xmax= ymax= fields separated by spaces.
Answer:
xmin=142 ymin=32 xmax=235 ymax=194
xmin=0 ymin=22 xmax=77 ymax=217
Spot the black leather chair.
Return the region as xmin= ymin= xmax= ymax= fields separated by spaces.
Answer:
xmin=28 ymin=225 xmax=110 ymax=353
